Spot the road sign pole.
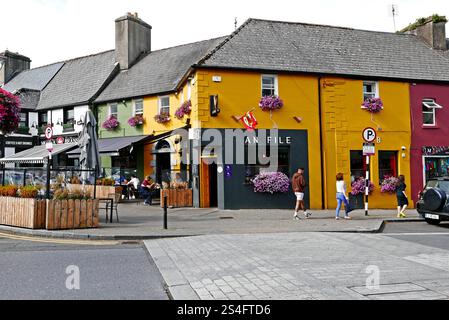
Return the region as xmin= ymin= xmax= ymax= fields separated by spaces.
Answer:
xmin=365 ymin=155 xmax=370 ymax=216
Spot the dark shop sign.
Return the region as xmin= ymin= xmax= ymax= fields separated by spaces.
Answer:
xmin=4 ymin=139 xmax=33 ymax=147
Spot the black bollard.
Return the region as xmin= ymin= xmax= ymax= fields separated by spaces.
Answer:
xmin=163 ymin=195 xmax=168 ymax=230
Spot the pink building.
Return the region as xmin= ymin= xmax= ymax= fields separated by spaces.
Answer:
xmin=410 ymin=83 xmax=449 ymax=204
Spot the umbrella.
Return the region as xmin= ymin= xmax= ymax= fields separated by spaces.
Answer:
xmin=78 ymin=109 xmax=101 ymax=182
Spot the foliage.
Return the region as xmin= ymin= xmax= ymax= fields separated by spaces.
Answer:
xmin=0 ymin=185 xmax=18 ymax=197
xmin=19 ymin=186 xmax=40 ymax=199
xmin=53 ymin=188 xmax=92 ymax=200
xmin=259 ymin=96 xmax=284 ymax=112
xmin=399 ymin=14 xmax=448 ymax=33
xmin=362 ymin=98 xmax=383 ymax=113
xmin=0 ymin=88 xmax=21 ymax=135
xmin=252 ymin=172 xmax=290 ymax=194
xmin=102 ymin=116 xmax=120 ymax=130
xmin=70 ymin=176 xmax=81 ymax=184
xmin=96 ymin=178 xmax=115 ymax=186
xmin=175 ymin=100 xmax=192 ymax=119
xmin=381 ymin=176 xmax=400 ymax=194
xmin=168 ymin=181 xmax=188 ymax=190
xmin=351 ymin=178 xmax=374 ymax=196
xmin=128 ymin=115 xmax=145 ymax=127
xmin=154 ymin=112 xmax=171 ymax=124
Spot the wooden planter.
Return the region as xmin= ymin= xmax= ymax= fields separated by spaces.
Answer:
xmin=46 ymin=199 xmax=100 ymax=230
xmin=67 ymin=184 xmax=122 ymax=198
xmin=160 ymin=189 xmax=193 ymax=208
xmin=0 ymin=197 xmax=46 ymax=229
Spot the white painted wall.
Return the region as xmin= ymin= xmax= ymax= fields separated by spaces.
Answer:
xmin=51 ymin=109 xmax=64 ymax=135
xmin=28 ymin=112 xmax=38 ymax=128
xmin=74 ymin=105 xmax=89 ymax=133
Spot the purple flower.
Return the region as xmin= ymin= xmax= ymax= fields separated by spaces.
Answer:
xmin=102 ymin=116 xmax=120 ymax=130
xmin=154 ymin=112 xmax=171 ymax=124
xmin=351 ymin=177 xmax=374 ymax=196
xmin=381 ymin=176 xmax=399 ymax=194
xmin=252 ymin=172 xmax=290 ymax=194
xmin=175 ymin=100 xmax=192 ymax=119
xmin=128 ymin=115 xmax=144 ymax=127
xmin=362 ymin=98 xmax=383 ymax=113
xmin=259 ymin=96 xmax=284 ymax=111
xmin=0 ymin=88 xmax=21 ymax=134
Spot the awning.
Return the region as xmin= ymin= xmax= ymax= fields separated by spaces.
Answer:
xmin=67 ymin=135 xmax=151 ymax=157
xmin=0 ymin=143 xmax=78 ymax=164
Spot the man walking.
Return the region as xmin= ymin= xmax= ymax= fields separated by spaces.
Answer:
xmin=292 ymin=168 xmax=310 ymax=220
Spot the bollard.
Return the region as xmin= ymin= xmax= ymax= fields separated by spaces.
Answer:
xmin=163 ymin=195 xmax=168 ymax=230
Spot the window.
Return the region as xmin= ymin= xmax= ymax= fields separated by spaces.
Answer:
xmin=378 ymin=151 xmax=398 ymax=183
xmin=363 ymin=81 xmax=378 ymax=101
xmin=133 ymin=99 xmax=144 ymax=116
xmin=422 ymin=98 xmax=443 ymax=126
xmin=64 ymin=108 xmax=74 ymax=123
xmin=180 ymin=89 xmax=184 ymax=104
xmin=39 ymin=112 xmax=48 ymax=127
xmin=350 ymin=150 xmax=366 ymax=182
xmin=261 ymin=75 xmax=278 ymax=97
xmin=187 ymin=80 xmax=192 ymax=100
xmin=19 ymin=112 xmax=27 ymax=128
xmin=244 ymin=145 xmax=290 ymax=184
xmin=109 ymin=103 xmax=118 ymax=118
xmin=158 ymin=96 xmax=170 ymax=114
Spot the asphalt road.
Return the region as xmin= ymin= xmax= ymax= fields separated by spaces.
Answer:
xmin=0 ymin=234 xmax=169 ymax=300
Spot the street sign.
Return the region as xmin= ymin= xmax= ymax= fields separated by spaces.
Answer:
xmin=362 ymin=127 xmax=377 ymax=143
xmin=56 ymin=136 xmax=65 ymax=145
xmin=46 ymin=141 xmax=53 ymax=152
xmin=363 ymin=143 xmax=375 ymax=156
xmin=44 ymin=126 xmax=53 ymax=140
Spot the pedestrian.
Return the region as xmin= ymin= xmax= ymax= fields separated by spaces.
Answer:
xmin=292 ymin=168 xmax=310 ymax=220
xmin=140 ymin=176 xmax=160 ymax=206
xmin=396 ymin=175 xmax=409 ymax=218
xmin=335 ymin=173 xmax=353 ymax=220
xmin=127 ymin=174 xmax=140 ymax=199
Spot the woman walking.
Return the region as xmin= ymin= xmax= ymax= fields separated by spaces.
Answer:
xmin=396 ymin=175 xmax=409 ymax=218
xmin=336 ymin=173 xmax=352 ymax=220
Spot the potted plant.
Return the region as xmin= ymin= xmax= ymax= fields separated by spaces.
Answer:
xmin=350 ymin=177 xmax=374 ymax=209
xmin=102 ymin=116 xmax=120 ymax=131
xmin=128 ymin=114 xmax=145 ymax=127
xmin=252 ymin=172 xmax=290 ymax=194
xmin=361 ymin=98 xmax=383 ymax=113
xmin=259 ymin=96 xmax=284 ymax=112
xmin=0 ymin=88 xmax=21 ymax=135
xmin=154 ymin=112 xmax=171 ymax=124
xmin=381 ymin=176 xmax=399 ymax=194
xmin=175 ymin=100 xmax=192 ymax=119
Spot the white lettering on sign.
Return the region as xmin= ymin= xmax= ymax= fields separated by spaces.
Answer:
xmin=246 ymin=136 xmax=292 ymax=145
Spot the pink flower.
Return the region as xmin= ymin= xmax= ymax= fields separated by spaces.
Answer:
xmin=259 ymin=96 xmax=284 ymax=112
xmin=362 ymin=98 xmax=383 ymax=113
xmin=102 ymin=116 xmax=120 ymax=130
xmin=252 ymin=172 xmax=290 ymax=194
xmin=175 ymin=100 xmax=192 ymax=119
xmin=0 ymin=88 xmax=21 ymax=134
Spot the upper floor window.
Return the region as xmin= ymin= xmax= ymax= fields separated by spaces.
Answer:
xmin=109 ymin=103 xmax=118 ymax=118
xmin=262 ymin=75 xmax=278 ymax=97
xmin=422 ymin=98 xmax=443 ymax=126
xmin=133 ymin=99 xmax=144 ymax=116
xmin=39 ymin=112 xmax=48 ymax=127
xmin=187 ymin=80 xmax=192 ymax=100
xmin=363 ymin=81 xmax=379 ymax=101
xmin=19 ymin=112 xmax=27 ymax=128
xmin=158 ymin=96 xmax=170 ymax=114
xmin=64 ymin=108 xmax=75 ymax=123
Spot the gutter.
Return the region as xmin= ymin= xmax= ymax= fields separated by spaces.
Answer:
xmin=318 ymin=77 xmax=326 ymax=210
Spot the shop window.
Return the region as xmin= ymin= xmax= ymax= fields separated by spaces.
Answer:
xmin=363 ymin=81 xmax=378 ymax=101
xmin=39 ymin=112 xmax=48 ymax=127
xmin=109 ymin=103 xmax=118 ymax=118
xmin=378 ymin=151 xmax=398 ymax=183
xmin=244 ymin=145 xmax=290 ymax=184
xmin=158 ymin=96 xmax=170 ymax=114
xmin=261 ymin=75 xmax=278 ymax=97
xmin=425 ymin=157 xmax=449 ymax=181
xmin=64 ymin=108 xmax=75 ymax=124
xmin=350 ymin=150 xmax=366 ymax=182
xmin=422 ymin=98 xmax=443 ymax=126
xmin=133 ymin=99 xmax=144 ymax=116
xmin=19 ymin=112 xmax=27 ymax=128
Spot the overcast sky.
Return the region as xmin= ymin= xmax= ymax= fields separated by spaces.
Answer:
xmin=2 ymin=0 xmax=449 ymax=67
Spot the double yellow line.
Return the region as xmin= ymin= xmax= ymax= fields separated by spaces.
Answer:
xmin=0 ymin=232 xmax=120 ymax=246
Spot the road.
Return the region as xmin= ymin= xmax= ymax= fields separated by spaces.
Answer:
xmin=0 ymin=234 xmax=169 ymax=300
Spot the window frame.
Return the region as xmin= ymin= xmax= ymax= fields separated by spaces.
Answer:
xmin=378 ymin=150 xmax=398 ymax=184
xmin=18 ymin=112 xmax=28 ymax=128
xmin=422 ymin=98 xmax=442 ymax=127
xmin=133 ymin=99 xmax=144 ymax=116
xmin=109 ymin=103 xmax=118 ymax=118
xmin=261 ymin=74 xmax=279 ymax=97
xmin=158 ymin=96 xmax=170 ymax=115
xmin=363 ymin=81 xmax=379 ymax=101
xmin=38 ymin=112 xmax=48 ymax=127
xmin=63 ymin=108 xmax=75 ymax=124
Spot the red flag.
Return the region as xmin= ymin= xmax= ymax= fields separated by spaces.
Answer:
xmin=241 ymin=111 xmax=258 ymax=130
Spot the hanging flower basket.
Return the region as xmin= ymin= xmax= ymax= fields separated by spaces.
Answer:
xmin=259 ymin=96 xmax=284 ymax=112
xmin=128 ymin=115 xmax=144 ymax=127
xmin=381 ymin=176 xmax=399 ymax=194
xmin=102 ymin=116 xmax=120 ymax=131
xmin=154 ymin=112 xmax=171 ymax=124
xmin=252 ymin=172 xmax=290 ymax=194
xmin=0 ymin=88 xmax=21 ymax=135
xmin=351 ymin=177 xmax=374 ymax=196
xmin=175 ymin=100 xmax=192 ymax=119
xmin=361 ymin=98 xmax=383 ymax=113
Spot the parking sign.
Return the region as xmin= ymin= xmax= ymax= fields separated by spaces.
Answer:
xmin=362 ymin=127 xmax=377 ymax=143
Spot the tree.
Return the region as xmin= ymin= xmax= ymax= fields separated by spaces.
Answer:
xmin=0 ymin=88 xmax=21 ymax=135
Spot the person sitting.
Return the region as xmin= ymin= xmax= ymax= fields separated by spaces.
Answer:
xmin=140 ymin=176 xmax=160 ymax=206
xmin=174 ymin=173 xmax=184 ymax=183
xmin=127 ymin=175 xmax=140 ymax=199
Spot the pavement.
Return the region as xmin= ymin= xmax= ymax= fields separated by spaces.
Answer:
xmin=144 ymin=229 xmax=449 ymax=300
xmin=0 ymin=203 xmax=424 ymax=240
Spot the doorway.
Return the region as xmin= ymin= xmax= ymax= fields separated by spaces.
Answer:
xmin=155 ymin=140 xmax=172 ymax=185
xmin=200 ymin=160 xmax=218 ymax=208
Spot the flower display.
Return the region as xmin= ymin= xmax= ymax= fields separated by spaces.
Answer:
xmin=381 ymin=176 xmax=399 ymax=194
xmin=128 ymin=115 xmax=144 ymax=127
xmin=362 ymin=98 xmax=383 ymax=113
xmin=175 ymin=100 xmax=192 ymax=119
xmin=351 ymin=177 xmax=374 ymax=196
xmin=102 ymin=116 xmax=120 ymax=130
xmin=154 ymin=112 xmax=171 ymax=124
xmin=252 ymin=172 xmax=290 ymax=194
xmin=0 ymin=88 xmax=21 ymax=135
xmin=259 ymin=96 xmax=284 ymax=111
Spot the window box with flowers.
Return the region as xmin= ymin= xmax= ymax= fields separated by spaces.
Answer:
xmin=361 ymin=98 xmax=384 ymax=113
xmin=381 ymin=176 xmax=399 ymax=194
xmin=102 ymin=116 xmax=120 ymax=131
xmin=128 ymin=115 xmax=144 ymax=127
xmin=259 ymin=96 xmax=284 ymax=112
xmin=252 ymin=172 xmax=290 ymax=194
xmin=349 ymin=177 xmax=375 ymax=209
xmin=154 ymin=112 xmax=171 ymax=124
xmin=175 ymin=100 xmax=192 ymax=120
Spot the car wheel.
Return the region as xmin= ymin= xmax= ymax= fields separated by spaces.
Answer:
xmin=425 ymin=218 xmax=441 ymax=225
xmin=423 ymin=188 xmax=447 ymax=212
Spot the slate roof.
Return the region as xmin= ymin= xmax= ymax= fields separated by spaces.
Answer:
xmin=2 ymin=62 xmax=63 ymax=92
xmin=37 ymin=50 xmax=118 ymax=110
xmin=95 ymin=37 xmax=226 ymax=103
xmin=17 ymin=89 xmax=41 ymax=110
xmin=199 ymin=19 xmax=449 ymax=82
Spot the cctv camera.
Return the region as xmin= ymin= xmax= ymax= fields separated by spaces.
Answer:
xmin=401 ymin=146 xmax=406 ymax=150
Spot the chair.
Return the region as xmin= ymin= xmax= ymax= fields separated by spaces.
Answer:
xmin=101 ymin=193 xmax=121 ymax=223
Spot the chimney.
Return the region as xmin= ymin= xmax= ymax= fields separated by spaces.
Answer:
xmin=0 ymin=50 xmax=31 ymax=86
xmin=402 ymin=15 xmax=447 ymax=50
xmin=115 ymin=12 xmax=152 ymax=70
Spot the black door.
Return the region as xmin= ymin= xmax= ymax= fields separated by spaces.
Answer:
xmin=209 ymin=163 xmax=218 ymax=207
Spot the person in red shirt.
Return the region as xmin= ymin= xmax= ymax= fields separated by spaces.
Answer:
xmin=141 ymin=176 xmax=160 ymax=205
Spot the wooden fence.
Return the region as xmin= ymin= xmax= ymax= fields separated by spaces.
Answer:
xmin=160 ymin=189 xmax=193 ymax=208
xmin=66 ymin=184 xmax=122 ymax=199
xmin=0 ymin=197 xmax=46 ymax=229
xmin=46 ymin=199 xmax=100 ymax=230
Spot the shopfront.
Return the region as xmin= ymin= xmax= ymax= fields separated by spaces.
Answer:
xmin=422 ymin=147 xmax=449 ymax=183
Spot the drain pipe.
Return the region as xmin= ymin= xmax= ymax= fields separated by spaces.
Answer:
xmin=318 ymin=77 xmax=326 ymax=210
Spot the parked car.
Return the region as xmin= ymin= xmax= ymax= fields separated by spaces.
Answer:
xmin=416 ymin=178 xmax=449 ymax=225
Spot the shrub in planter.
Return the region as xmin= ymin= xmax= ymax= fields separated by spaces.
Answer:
xmin=68 ymin=189 xmax=92 ymax=200
xmin=53 ymin=188 xmax=69 ymax=200
xmin=252 ymin=172 xmax=290 ymax=194
xmin=102 ymin=116 xmax=120 ymax=130
xmin=259 ymin=96 xmax=284 ymax=112
xmin=381 ymin=176 xmax=399 ymax=194
xmin=0 ymin=185 xmax=18 ymax=197
xmin=154 ymin=112 xmax=171 ymax=124
xmin=351 ymin=177 xmax=374 ymax=196
xmin=0 ymin=88 xmax=21 ymax=135
xmin=19 ymin=186 xmax=40 ymax=199
xmin=128 ymin=115 xmax=144 ymax=127
xmin=175 ymin=100 xmax=192 ymax=119
xmin=361 ymin=98 xmax=383 ymax=113
xmin=96 ymin=178 xmax=115 ymax=186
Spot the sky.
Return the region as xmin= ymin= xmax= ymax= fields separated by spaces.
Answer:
xmin=2 ymin=0 xmax=449 ymax=67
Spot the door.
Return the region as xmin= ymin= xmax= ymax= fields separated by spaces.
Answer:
xmin=200 ymin=160 xmax=218 ymax=208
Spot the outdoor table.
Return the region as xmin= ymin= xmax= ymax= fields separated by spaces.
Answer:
xmin=98 ymin=197 xmax=114 ymax=223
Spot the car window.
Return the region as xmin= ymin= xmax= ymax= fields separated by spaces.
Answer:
xmin=437 ymin=181 xmax=449 ymax=193
xmin=426 ymin=180 xmax=439 ymax=189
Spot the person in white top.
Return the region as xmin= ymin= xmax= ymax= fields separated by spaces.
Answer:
xmin=127 ymin=175 xmax=140 ymax=199
xmin=336 ymin=173 xmax=353 ymax=220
